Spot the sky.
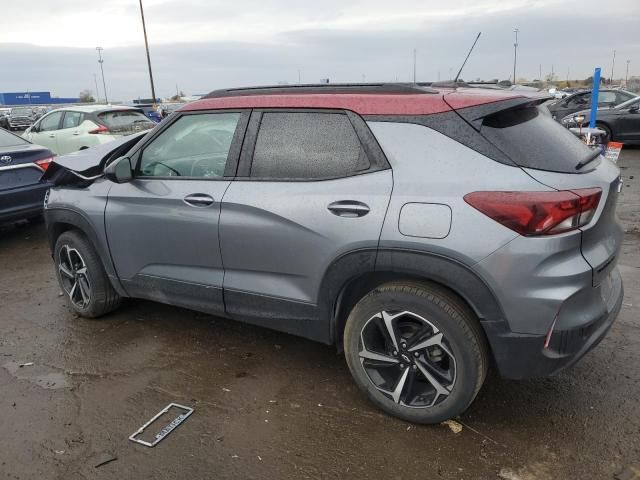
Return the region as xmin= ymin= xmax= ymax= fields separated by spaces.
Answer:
xmin=0 ymin=0 xmax=638 ymax=101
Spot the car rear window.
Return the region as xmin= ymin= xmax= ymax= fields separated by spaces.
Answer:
xmin=480 ymin=106 xmax=593 ymax=173
xmin=0 ymin=128 xmax=29 ymax=147
xmin=98 ymin=110 xmax=152 ymax=128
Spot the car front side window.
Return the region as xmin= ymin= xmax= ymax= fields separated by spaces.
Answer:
xmin=38 ymin=111 xmax=63 ymax=132
xmin=139 ymin=113 xmax=241 ymax=178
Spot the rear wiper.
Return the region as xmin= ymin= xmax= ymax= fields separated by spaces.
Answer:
xmin=575 ymin=149 xmax=602 ymax=170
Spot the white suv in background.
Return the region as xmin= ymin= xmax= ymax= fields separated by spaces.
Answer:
xmin=22 ymin=105 xmax=156 ymax=155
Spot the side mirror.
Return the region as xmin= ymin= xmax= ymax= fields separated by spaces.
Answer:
xmin=104 ymin=156 xmax=133 ymax=183
xmin=629 ymin=104 xmax=640 ymax=113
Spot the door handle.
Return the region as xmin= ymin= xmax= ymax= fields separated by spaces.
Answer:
xmin=72 ymin=132 xmax=80 ymax=135
xmin=327 ymin=200 xmax=370 ymax=218
xmin=184 ymin=193 xmax=215 ymax=207
xmin=48 ymin=134 xmax=56 ymax=138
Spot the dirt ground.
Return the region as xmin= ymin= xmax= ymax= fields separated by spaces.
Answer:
xmin=1 ymin=149 xmax=639 ymax=480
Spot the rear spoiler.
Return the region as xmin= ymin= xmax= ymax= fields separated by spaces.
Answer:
xmin=444 ymin=94 xmax=551 ymax=130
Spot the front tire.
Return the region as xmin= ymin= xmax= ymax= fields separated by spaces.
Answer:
xmin=54 ymin=231 xmax=121 ymax=318
xmin=343 ymin=281 xmax=488 ymax=424
xmin=596 ymin=122 xmax=612 ymax=143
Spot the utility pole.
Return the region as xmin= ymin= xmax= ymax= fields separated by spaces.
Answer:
xmin=139 ymin=0 xmax=157 ymax=105
xmin=412 ymin=48 xmax=417 ymax=83
xmin=297 ymin=69 xmax=301 ymax=84
xmin=96 ymin=47 xmax=108 ymax=104
xmin=610 ymin=50 xmax=616 ymax=85
xmin=93 ymin=74 xmax=100 ymax=103
xmin=513 ymin=28 xmax=519 ymax=84
xmin=626 ymin=59 xmax=631 ymax=86
xmin=539 ymin=64 xmax=542 ymax=82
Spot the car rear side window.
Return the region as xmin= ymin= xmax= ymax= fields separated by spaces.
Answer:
xmin=250 ymin=112 xmax=368 ymax=180
xmin=62 ymin=111 xmax=83 ymax=129
xmin=480 ymin=106 xmax=594 ymax=173
xmin=139 ymin=113 xmax=241 ymax=178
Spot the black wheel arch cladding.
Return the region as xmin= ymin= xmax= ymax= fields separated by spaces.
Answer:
xmin=323 ymin=248 xmax=508 ymax=347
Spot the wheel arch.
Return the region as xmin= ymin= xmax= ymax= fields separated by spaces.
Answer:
xmin=45 ymin=207 xmax=127 ymax=296
xmin=324 ymin=248 xmax=507 ymax=350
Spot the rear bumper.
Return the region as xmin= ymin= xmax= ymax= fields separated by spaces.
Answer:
xmin=484 ymin=267 xmax=623 ymax=379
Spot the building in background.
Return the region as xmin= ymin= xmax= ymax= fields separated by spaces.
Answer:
xmin=0 ymin=91 xmax=80 ymax=106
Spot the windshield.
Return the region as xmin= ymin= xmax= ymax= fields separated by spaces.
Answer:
xmin=0 ymin=128 xmax=29 ymax=147
xmin=10 ymin=107 xmax=33 ymax=116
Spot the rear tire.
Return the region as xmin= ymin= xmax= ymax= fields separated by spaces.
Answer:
xmin=343 ymin=281 xmax=488 ymax=424
xmin=54 ymin=231 xmax=121 ymax=318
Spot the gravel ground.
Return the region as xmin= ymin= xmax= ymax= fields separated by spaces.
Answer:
xmin=0 ymin=148 xmax=638 ymax=480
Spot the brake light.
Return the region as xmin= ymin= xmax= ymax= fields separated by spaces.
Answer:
xmin=89 ymin=124 xmax=110 ymax=134
xmin=464 ymin=188 xmax=602 ymax=236
xmin=35 ymin=156 xmax=55 ymax=172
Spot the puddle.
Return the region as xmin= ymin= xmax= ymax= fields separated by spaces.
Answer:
xmin=3 ymin=361 xmax=70 ymax=389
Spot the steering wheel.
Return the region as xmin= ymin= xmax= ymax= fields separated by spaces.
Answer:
xmin=190 ymin=157 xmax=216 ymax=177
xmin=144 ymin=161 xmax=181 ymax=176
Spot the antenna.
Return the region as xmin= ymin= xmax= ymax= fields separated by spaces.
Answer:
xmin=454 ymin=32 xmax=481 ymax=83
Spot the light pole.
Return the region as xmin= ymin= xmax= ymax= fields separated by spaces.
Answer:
xmin=96 ymin=47 xmax=108 ymax=104
xmin=139 ymin=0 xmax=157 ymax=105
xmin=625 ymin=59 xmax=630 ymax=86
xmin=610 ymin=50 xmax=616 ymax=85
xmin=93 ymin=74 xmax=99 ymax=103
xmin=513 ymin=28 xmax=519 ymax=84
xmin=412 ymin=48 xmax=416 ymax=83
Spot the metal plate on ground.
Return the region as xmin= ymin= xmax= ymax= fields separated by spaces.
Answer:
xmin=129 ymin=403 xmax=194 ymax=447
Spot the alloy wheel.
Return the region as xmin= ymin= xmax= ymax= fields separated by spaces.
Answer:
xmin=58 ymin=245 xmax=92 ymax=309
xmin=358 ymin=310 xmax=457 ymax=408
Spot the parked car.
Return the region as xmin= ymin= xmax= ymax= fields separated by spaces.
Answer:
xmin=561 ymin=95 xmax=640 ymax=143
xmin=43 ymin=83 xmax=623 ymax=424
xmin=547 ymin=89 xmax=636 ymax=120
xmin=130 ymin=104 xmax=163 ymax=123
xmin=7 ymin=106 xmax=37 ymax=130
xmin=0 ymin=127 xmax=55 ymax=223
xmin=22 ymin=105 xmax=156 ymax=155
xmin=0 ymin=108 xmax=10 ymax=129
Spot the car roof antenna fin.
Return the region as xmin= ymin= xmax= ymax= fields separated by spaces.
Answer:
xmin=453 ymin=32 xmax=481 ymax=83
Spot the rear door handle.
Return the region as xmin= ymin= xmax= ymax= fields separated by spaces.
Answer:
xmin=327 ymin=200 xmax=370 ymax=218
xmin=48 ymin=134 xmax=56 ymax=138
xmin=184 ymin=193 xmax=215 ymax=207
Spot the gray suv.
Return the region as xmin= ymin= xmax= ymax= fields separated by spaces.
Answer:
xmin=44 ymin=84 xmax=624 ymax=423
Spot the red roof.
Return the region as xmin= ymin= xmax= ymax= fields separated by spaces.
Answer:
xmin=181 ymin=89 xmax=527 ymax=116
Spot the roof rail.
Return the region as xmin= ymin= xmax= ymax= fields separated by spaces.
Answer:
xmin=203 ymin=83 xmax=438 ymax=99
xmin=420 ymin=80 xmax=470 ymax=89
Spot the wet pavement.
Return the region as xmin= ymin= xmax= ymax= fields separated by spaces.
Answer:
xmin=1 ymin=149 xmax=639 ymax=480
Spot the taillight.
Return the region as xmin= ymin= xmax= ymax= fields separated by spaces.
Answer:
xmin=463 ymin=188 xmax=602 ymax=236
xmin=89 ymin=125 xmax=110 ymax=134
xmin=35 ymin=156 xmax=55 ymax=172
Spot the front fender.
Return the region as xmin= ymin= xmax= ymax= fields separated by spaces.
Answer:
xmin=44 ymin=206 xmax=127 ymax=296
